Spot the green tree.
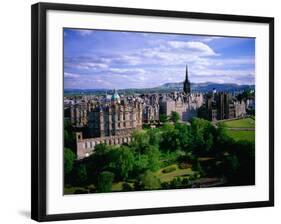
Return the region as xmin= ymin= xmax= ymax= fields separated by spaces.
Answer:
xmin=197 ymin=105 xmax=210 ymax=120
xmin=122 ymin=182 xmax=133 ymax=191
xmin=110 ymin=145 xmax=134 ymax=180
xmin=64 ymin=120 xmax=75 ymax=148
xmin=146 ymin=145 xmax=161 ymax=171
xmin=192 ymin=160 xmax=205 ymax=177
xmin=213 ymin=122 xmax=233 ymax=155
xmin=230 ymin=141 xmax=255 ymax=185
xmin=147 ymin=128 xmax=161 ymax=147
xmin=160 ymin=124 xmax=181 ymax=152
xmin=132 ymin=154 xmax=149 ymax=176
xmin=175 ymin=123 xmax=190 ymax=151
xmin=87 ymin=144 xmax=112 ymax=173
xmin=131 ymin=131 xmax=150 ymax=154
xmin=96 ymin=171 xmax=115 ymax=193
xmin=64 ymin=148 xmax=75 ymax=175
xmin=170 ymin=111 xmax=180 ymax=123
xmin=86 ymin=144 xmax=114 ymax=184
xmin=189 ymin=118 xmax=215 ymax=155
xmin=140 ymin=171 xmax=161 ymax=190
xmin=223 ymin=155 xmax=239 ymax=177
xmin=159 ymin=114 xmax=168 ymax=123
xmin=73 ymin=164 xmax=88 ymax=185
xmin=170 ymin=177 xmax=182 ymax=189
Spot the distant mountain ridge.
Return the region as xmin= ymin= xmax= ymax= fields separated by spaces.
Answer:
xmin=158 ymin=82 xmax=255 ymax=92
xmin=64 ymin=82 xmax=254 ymax=95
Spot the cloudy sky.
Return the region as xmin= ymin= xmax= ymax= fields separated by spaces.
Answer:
xmin=64 ymin=28 xmax=255 ymax=89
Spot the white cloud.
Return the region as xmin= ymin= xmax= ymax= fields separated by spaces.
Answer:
xmin=119 ymin=55 xmax=142 ymax=65
xmin=210 ymin=58 xmax=255 ymax=66
xmin=194 ymin=68 xmax=254 ymax=77
xmin=201 ymin=36 xmax=223 ymax=42
xmin=74 ymin=62 xmax=108 ymax=70
xmin=75 ymin=29 xmax=94 ymax=36
xmin=64 ymin=72 xmax=80 ymax=78
xmin=64 ymin=34 xmax=254 ymax=88
xmin=109 ymin=68 xmax=146 ymax=74
xmin=168 ymin=41 xmax=217 ymax=56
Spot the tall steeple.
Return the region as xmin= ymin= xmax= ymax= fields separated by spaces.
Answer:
xmin=183 ymin=65 xmax=191 ymax=95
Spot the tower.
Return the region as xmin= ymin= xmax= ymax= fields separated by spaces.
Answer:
xmin=183 ymin=65 xmax=191 ymax=95
xmin=111 ymin=89 xmax=121 ymax=104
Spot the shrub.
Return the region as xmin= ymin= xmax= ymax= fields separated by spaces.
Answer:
xmin=74 ymin=188 xmax=89 ymax=194
xmin=64 ymin=148 xmax=75 ymax=176
xmin=72 ymin=164 xmax=88 ymax=186
xmin=189 ymin=172 xmax=201 ymax=181
xmin=169 ymin=177 xmax=182 ymax=188
xmin=178 ymin=153 xmax=196 ymax=164
xmin=87 ymin=184 xmax=96 ymax=193
xmin=96 ymin=171 xmax=115 ymax=193
xmin=161 ymin=182 xmax=171 ymax=189
xmin=133 ymin=180 xmax=144 ymax=191
xmin=182 ymin=178 xmax=190 ymax=187
xmin=179 ymin=163 xmax=192 ymax=169
xmin=140 ymin=171 xmax=161 ymax=190
xmin=122 ymin=182 xmax=133 ymax=191
xmin=192 ymin=161 xmax=205 ymax=176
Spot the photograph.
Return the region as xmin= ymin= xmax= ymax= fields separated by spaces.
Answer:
xmin=63 ymin=28 xmax=256 ymax=195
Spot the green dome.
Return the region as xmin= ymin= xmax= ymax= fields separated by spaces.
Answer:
xmin=111 ymin=89 xmax=120 ymax=101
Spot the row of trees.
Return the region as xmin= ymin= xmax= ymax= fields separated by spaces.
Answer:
xmin=64 ymin=114 xmax=255 ymax=193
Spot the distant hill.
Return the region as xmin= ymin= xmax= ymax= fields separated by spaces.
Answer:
xmin=64 ymin=82 xmax=254 ymax=95
xmin=157 ymin=82 xmax=255 ymax=93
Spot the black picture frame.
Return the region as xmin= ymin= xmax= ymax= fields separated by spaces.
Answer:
xmin=31 ymin=2 xmax=274 ymax=222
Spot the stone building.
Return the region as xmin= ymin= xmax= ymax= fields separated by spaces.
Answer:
xmin=76 ymin=90 xmax=143 ymax=159
xmin=70 ymin=101 xmax=89 ymax=127
xmin=75 ymin=132 xmax=133 ymax=159
xmin=141 ymin=93 xmax=160 ymax=123
xmin=88 ymin=92 xmax=143 ymax=138
xmin=159 ymin=65 xmax=203 ymax=121
xmin=159 ymin=92 xmax=203 ymax=121
xmin=143 ymin=103 xmax=159 ymax=123
xmin=234 ymin=100 xmax=246 ymax=118
xmin=201 ymin=91 xmax=246 ymax=121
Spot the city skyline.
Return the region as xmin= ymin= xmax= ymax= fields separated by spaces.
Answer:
xmin=64 ymin=29 xmax=255 ymax=89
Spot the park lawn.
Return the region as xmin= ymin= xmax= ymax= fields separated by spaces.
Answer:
xmin=154 ymin=164 xmax=194 ymax=183
xmin=65 ymin=182 xmax=134 ymax=193
xmin=226 ymin=130 xmax=255 ymax=142
xmin=64 ymin=186 xmax=87 ymax=195
xmin=222 ymin=118 xmax=255 ymax=128
xmin=111 ymin=182 xmax=125 ymax=191
xmin=64 ymin=187 xmax=76 ymax=194
xmin=111 ymin=181 xmax=134 ymax=192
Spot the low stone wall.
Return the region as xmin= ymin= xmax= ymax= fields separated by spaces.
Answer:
xmin=76 ymin=134 xmax=132 ymax=159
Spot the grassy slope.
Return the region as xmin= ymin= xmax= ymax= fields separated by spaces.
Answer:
xmin=154 ymin=164 xmax=194 ymax=182
xmin=111 ymin=165 xmax=194 ymax=192
xmin=226 ymin=130 xmax=255 ymax=142
xmin=222 ymin=118 xmax=255 ymax=128
xmin=222 ymin=118 xmax=255 ymax=142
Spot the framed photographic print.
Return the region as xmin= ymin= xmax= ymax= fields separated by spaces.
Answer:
xmin=31 ymin=2 xmax=274 ymax=222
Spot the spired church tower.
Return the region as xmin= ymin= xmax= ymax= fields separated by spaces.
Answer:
xmin=183 ymin=65 xmax=191 ymax=95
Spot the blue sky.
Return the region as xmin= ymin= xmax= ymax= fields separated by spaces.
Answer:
xmin=64 ymin=28 xmax=255 ymax=89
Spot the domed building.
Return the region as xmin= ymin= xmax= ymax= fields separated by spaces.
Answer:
xmin=111 ymin=89 xmax=121 ymax=104
xmin=76 ymin=90 xmax=143 ymax=159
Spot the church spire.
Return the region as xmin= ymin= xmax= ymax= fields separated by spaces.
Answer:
xmin=183 ymin=65 xmax=191 ymax=95
xmin=185 ymin=64 xmax=188 ymax=81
